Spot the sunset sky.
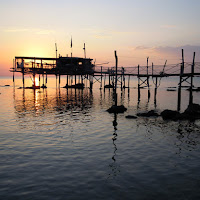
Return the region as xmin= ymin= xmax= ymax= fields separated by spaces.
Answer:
xmin=0 ymin=0 xmax=200 ymax=76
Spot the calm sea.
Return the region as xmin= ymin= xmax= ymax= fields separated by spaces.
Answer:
xmin=0 ymin=76 xmax=200 ymax=200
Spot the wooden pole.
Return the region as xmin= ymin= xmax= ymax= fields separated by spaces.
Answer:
xmin=154 ymin=77 xmax=158 ymax=107
xmin=189 ymin=52 xmax=195 ymax=105
xmin=43 ymin=73 xmax=44 ymax=87
xmin=114 ymin=51 xmax=118 ymax=106
xmin=33 ymin=73 xmax=36 ymax=87
xmin=138 ymin=65 xmax=140 ymax=101
xmin=59 ymin=74 xmax=61 ymax=88
xmin=104 ymin=73 xmax=106 ymax=90
xmin=123 ymin=67 xmax=125 ymax=89
xmin=22 ymin=68 xmax=25 ymax=88
xmin=147 ymin=57 xmax=150 ymax=99
xmin=128 ymin=75 xmax=130 ymax=95
xmin=13 ymin=59 xmax=15 ymax=83
xmin=46 ymin=73 xmax=47 ymax=85
xmin=100 ymin=66 xmax=102 ymax=89
xmin=177 ymin=49 xmax=184 ymax=111
xmin=121 ymin=67 xmax=123 ymax=91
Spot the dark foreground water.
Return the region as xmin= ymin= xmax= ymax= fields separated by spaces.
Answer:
xmin=0 ymin=76 xmax=200 ymax=200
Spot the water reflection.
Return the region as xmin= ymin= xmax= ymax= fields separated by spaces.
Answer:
xmin=108 ymin=113 xmax=120 ymax=179
xmin=14 ymin=88 xmax=93 ymax=118
xmin=175 ymin=121 xmax=200 ymax=154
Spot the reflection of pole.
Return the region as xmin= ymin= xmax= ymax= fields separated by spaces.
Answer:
xmin=112 ymin=113 xmax=118 ymax=161
xmin=189 ymin=52 xmax=195 ymax=105
xmin=114 ymin=51 xmax=118 ymax=106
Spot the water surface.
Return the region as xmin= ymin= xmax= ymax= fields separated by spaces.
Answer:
xmin=0 ymin=76 xmax=200 ymax=200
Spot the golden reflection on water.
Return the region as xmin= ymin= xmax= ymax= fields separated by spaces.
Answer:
xmin=14 ymin=88 xmax=93 ymax=117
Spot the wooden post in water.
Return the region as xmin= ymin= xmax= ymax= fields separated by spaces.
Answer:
xmin=59 ymin=74 xmax=61 ymax=88
xmin=123 ymin=67 xmax=125 ymax=89
xmin=22 ymin=68 xmax=25 ymax=88
xmin=189 ymin=52 xmax=195 ymax=105
xmin=39 ymin=75 xmax=40 ymax=87
xmin=67 ymin=75 xmax=69 ymax=87
xmin=108 ymin=68 xmax=111 ymax=86
xmin=42 ymin=73 xmax=44 ymax=88
xmin=104 ymin=73 xmax=106 ymax=91
xmin=46 ymin=73 xmax=47 ymax=85
xmin=147 ymin=57 xmax=150 ymax=99
xmin=56 ymin=74 xmax=58 ymax=88
xmin=100 ymin=66 xmax=102 ymax=89
xmin=114 ymin=50 xmax=118 ymax=106
xmin=12 ymin=59 xmax=15 ymax=83
xmin=33 ymin=73 xmax=36 ymax=87
xmin=121 ymin=67 xmax=123 ymax=91
xmin=177 ymin=49 xmax=185 ymax=111
xmin=128 ymin=75 xmax=130 ymax=91
xmin=138 ymin=65 xmax=140 ymax=101
xmin=152 ymin=63 xmax=157 ymax=106
xmin=89 ymin=75 xmax=93 ymax=91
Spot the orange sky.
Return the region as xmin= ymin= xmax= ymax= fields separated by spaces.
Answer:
xmin=1 ymin=0 xmax=200 ymax=76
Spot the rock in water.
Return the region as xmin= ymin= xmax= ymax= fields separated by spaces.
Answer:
xmin=161 ymin=110 xmax=180 ymax=120
xmin=137 ymin=110 xmax=159 ymax=117
xmin=107 ymin=105 xmax=127 ymax=113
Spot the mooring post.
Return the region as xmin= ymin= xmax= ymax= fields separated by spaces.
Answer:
xmin=121 ymin=67 xmax=123 ymax=91
xmin=67 ymin=75 xmax=69 ymax=86
xmin=42 ymin=73 xmax=44 ymax=88
xmin=108 ymin=68 xmax=111 ymax=86
xmin=59 ymin=74 xmax=61 ymax=88
xmin=74 ymin=74 xmax=76 ymax=86
xmin=46 ymin=73 xmax=47 ymax=85
xmin=123 ymin=67 xmax=125 ymax=89
xmin=13 ymin=59 xmax=15 ymax=83
xmin=177 ymin=49 xmax=185 ymax=111
xmin=56 ymin=74 xmax=57 ymax=88
xmin=89 ymin=75 xmax=93 ymax=91
xmin=114 ymin=50 xmax=118 ymax=106
xmin=22 ymin=68 xmax=25 ymax=88
xmin=152 ymin=63 xmax=157 ymax=106
xmin=104 ymin=73 xmax=106 ymax=91
xmin=39 ymin=74 xmax=40 ymax=87
xmin=128 ymin=75 xmax=130 ymax=93
xmin=138 ymin=65 xmax=140 ymax=101
xmin=147 ymin=57 xmax=150 ymax=99
xmin=189 ymin=52 xmax=195 ymax=105
xmin=81 ymin=74 xmax=83 ymax=85
xmin=33 ymin=73 xmax=36 ymax=87
xmin=100 ymin=66 xmax=102 ymax=89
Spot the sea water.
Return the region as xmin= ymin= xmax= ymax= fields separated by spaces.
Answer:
xmin=0 ymin=76 xmax=200 ymax=200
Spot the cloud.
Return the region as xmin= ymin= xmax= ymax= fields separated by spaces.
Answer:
xmin=153 ymin=45 xmax=200 ymax=55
